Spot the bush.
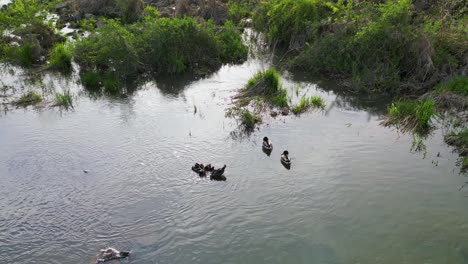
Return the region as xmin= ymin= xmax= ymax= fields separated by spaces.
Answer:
xmin=253 ymin=0 xmax=330 ymax=48
xmin=74 ymin=14 xmax=248 ymax=91
xmin=74 ymin=19 xmax=140 ymax=79
xmin=216 ymin=20 xmax=248 ymax=63
xmin=227 ymin=0 xmax=257 ymax=24
xmin=80 ymin=71 xmax=101 ymax=89
xmin=48 ymin=42 xmax=73 ymax=71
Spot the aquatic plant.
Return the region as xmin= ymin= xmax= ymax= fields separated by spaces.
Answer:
xmin=239 ymin=109 xmax=262 ymax=131
xmin=446 ymin=129 xmax=468 ymax=172
xmin=291 ymin=95 xmax=325 ymax=115
xmin=411 ymin=134 xmax=427 ymax=154
xmin=15 ymin=91 xmax=42 ymax=106
xmin=310 ymin=95 xmax=325 ymax=108
xmin=55 ymin=90 xmax=73 ymax=109
xmin=241 ymin=68 xmax=288 ymax=107
xmin=384 ymin=98 xmax=436 ymax=134
xmin=291 ymin=96 xmax=310 ymax=115
xmin=48 ymin=42 xmax=73 ymax=72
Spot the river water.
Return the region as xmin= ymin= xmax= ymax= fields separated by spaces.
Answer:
xmin=1 ymin=43 xmax=468 ymax=263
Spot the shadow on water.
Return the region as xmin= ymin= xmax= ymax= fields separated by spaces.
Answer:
xmin=287 ymin=71 xmax=392 ymax=116
xmin=154 ymin=71 xmax=216 ymax=97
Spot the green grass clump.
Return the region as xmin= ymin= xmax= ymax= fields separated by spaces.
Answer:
xmin=55 ymin=90 xmax=73 ymax=109
xmin=48 ymin=42 xmax=73 ymax=72
xmin=243 ymin=68 xmax=288 ymax=108
xmin=246 ymin=68 xmax=281 ymax=95
xmin=385 ymin=98 xmax=436 ymax=133
xmin=15 ymin=91 xmax=42 ymax=106
xmin=291 ymin=95 xmax=325 ymax=115
xmin=435 ymin=76 xmax=468 ymax=96
xmin=291 ymin=96 xmax=310 ymax=115
xmin=310 ymin=95 xmax=325 ymax=108
xmin=239 ymin=109 xmax=262 ymax=131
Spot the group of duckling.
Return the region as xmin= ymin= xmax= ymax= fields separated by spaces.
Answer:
xmin=192 ymin=163 xmax=227 ymax=181
xmin=262 ymin=136 xmax=291 ymax=169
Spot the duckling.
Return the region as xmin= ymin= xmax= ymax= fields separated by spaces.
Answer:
xmin=210 ymin=165 xmax=227 ymax=181
xmin=192 ymin=163 xmax=206 ymax=176
xmin=262 ymin=137 xmax=273 ymax=150
xmin=281 ymin=150 xmax=291 ymax=165
xmin=204 ymin=164 xmax=214 ymax=172
xmin=97 ymin=248 xmax=130 ymax=263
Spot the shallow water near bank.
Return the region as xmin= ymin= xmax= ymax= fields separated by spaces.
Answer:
xmin=1 ymin=48 xmax=468 ymax=263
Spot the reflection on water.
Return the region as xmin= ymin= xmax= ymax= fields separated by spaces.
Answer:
xmin=1 ymin=52 xmax=468 ymax=264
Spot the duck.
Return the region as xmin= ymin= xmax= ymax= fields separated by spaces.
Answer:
xmin=281 ymin=150 xmax=291 ymax=165
xmin=210 ymin=165 xmax=226 ymax=181
xmin=192 ymin=163 xmax=206 ymax=177
xmin=204 ymin=164 xmax=214 ymax=172
xmin=97 ymin=248 xmax=130 ymax=263
xmin=262 ymin=137 xmax=273 ymax=150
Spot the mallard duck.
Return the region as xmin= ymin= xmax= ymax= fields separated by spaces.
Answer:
xmin=262 ymin=137 xmax=272 ymax=150
xmin=281 ymin=150 xmax=291 ymax=165
xmin=97 ymin=248 xmax=130 ymax=263
xmin=210 ymin=165 xmax=226 ymax=181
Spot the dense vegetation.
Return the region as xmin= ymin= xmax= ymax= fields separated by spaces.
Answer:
xmin=253 ymin=0 xmax=467 ymax=95
xmin=0 ymin=0 xmax=65 ymax=67
xmin=0 ymin=1 xmax=248 ymax=93
xmin=74 ymin=7 xmax=247 ymax=92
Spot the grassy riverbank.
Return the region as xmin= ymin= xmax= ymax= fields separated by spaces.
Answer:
xmin=252 ymin=0 xmax=467 ymax=96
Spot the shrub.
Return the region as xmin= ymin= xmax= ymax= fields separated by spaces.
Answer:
xmin=80 ymin=71 xmax=101 ymax=89
xmin=74 ymin=19 xmax=140 ymax=80
xmin=253 ymin=0 xmax=330 ymax=48
xmin=216 ymin=20 xmax=248 ymax=63
xmin=74 ymin=14 xmax=248 ymax=91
